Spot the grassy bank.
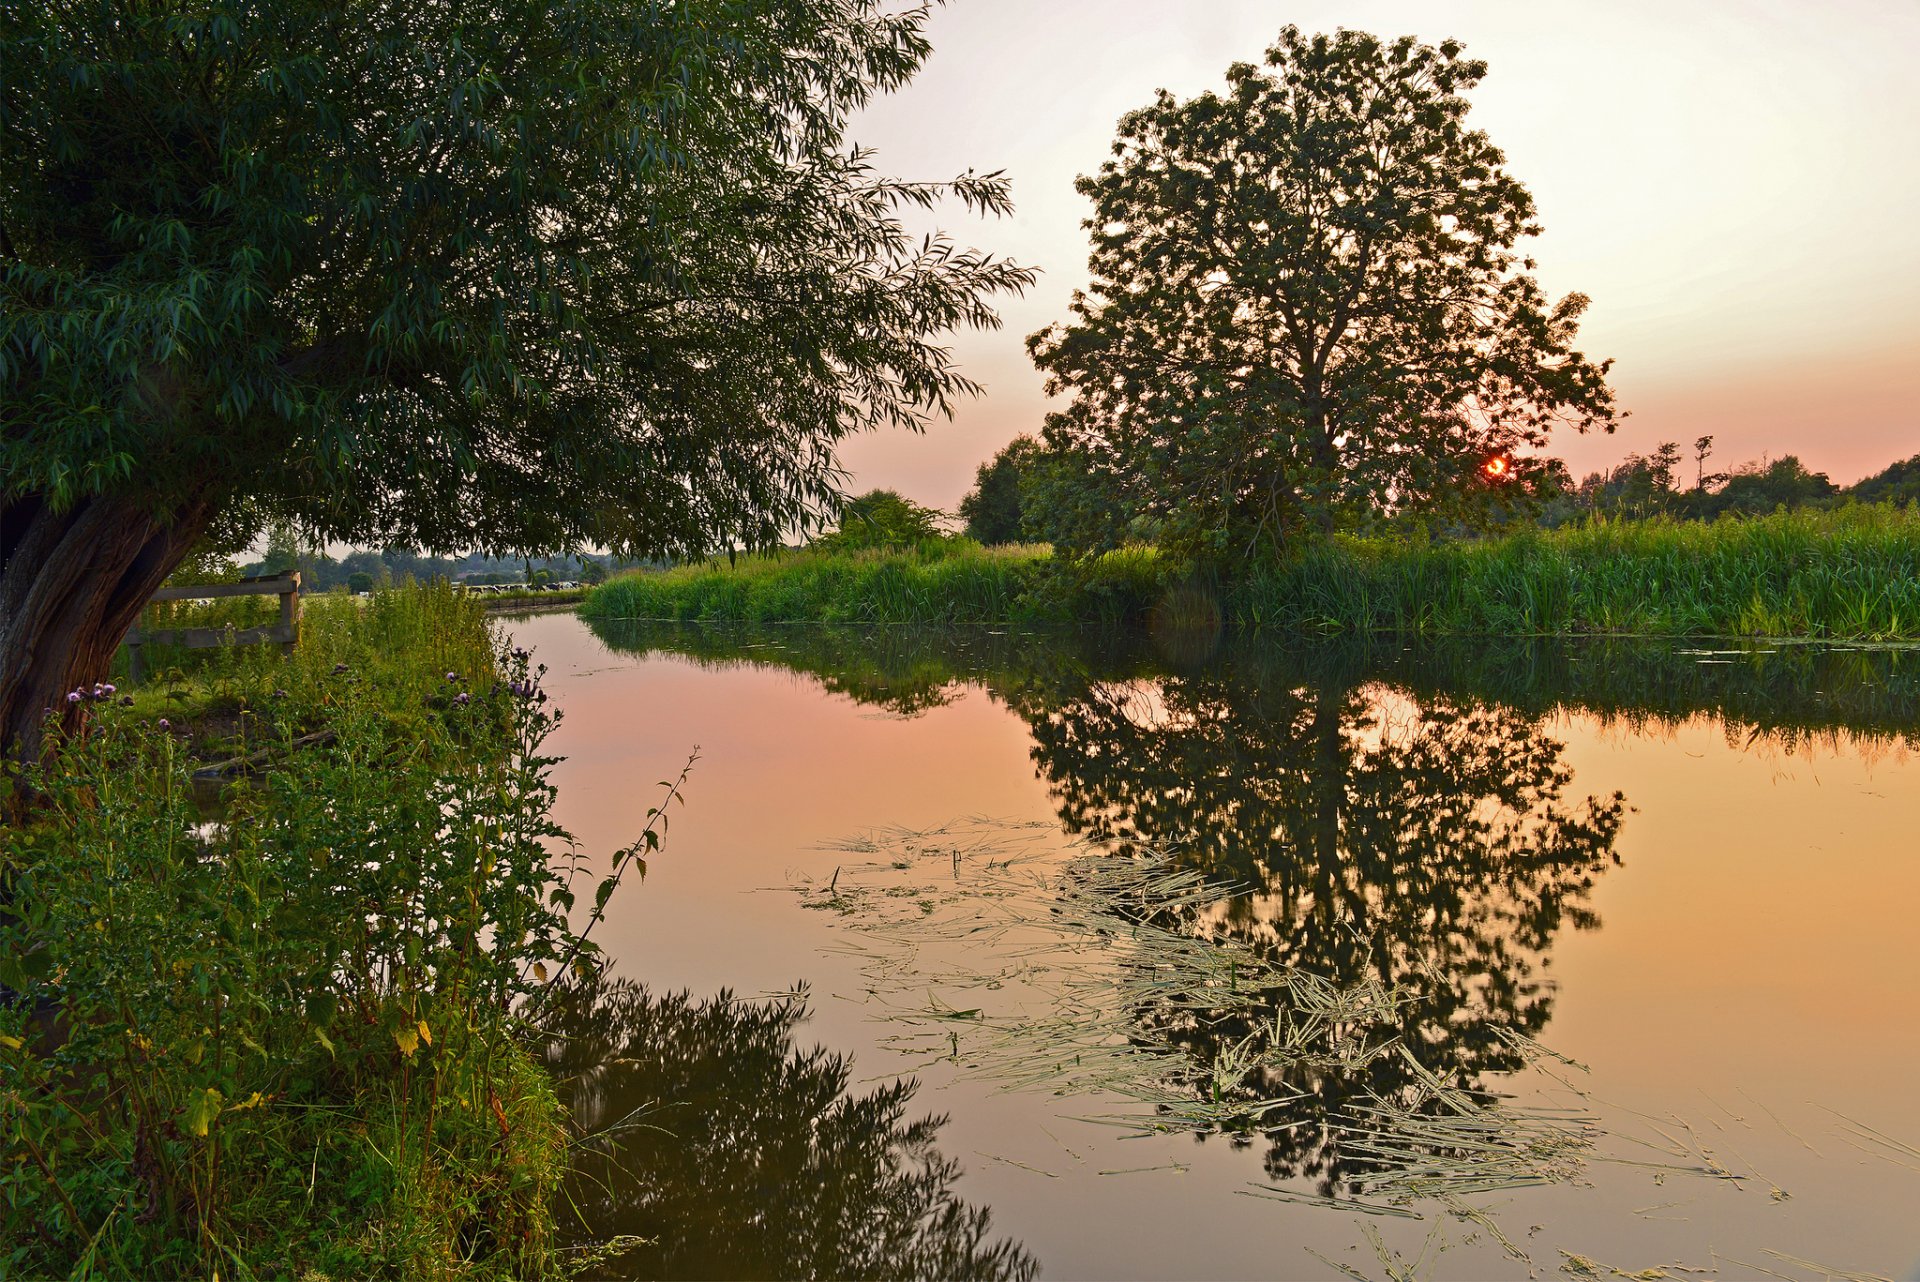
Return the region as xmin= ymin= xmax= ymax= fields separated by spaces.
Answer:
xmin=1 ymin=585 xmax=626 ymax=1278
xmin=586 ymin=505 xmax=1920 ymax=641
xmin=585 ymin=540 xmax=1070 ymax=625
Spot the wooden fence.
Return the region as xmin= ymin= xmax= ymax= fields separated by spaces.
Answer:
xmin=127 ymin=571 xmax=301 ymax=682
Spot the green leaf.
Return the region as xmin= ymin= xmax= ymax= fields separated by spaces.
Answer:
xmin=305 ymin=990 xmax=337 ymax=1027
xmin=184 ymin=1087 xmax=224 ymax=1138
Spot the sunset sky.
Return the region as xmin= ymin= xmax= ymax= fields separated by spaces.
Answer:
xmin=838 ymin=0 xmax=1920 ymax=510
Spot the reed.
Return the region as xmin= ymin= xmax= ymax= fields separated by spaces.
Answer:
xmin=583 ymin=541 xmax=1060 ymax=625
xmin=588 ymin=505 xmax=1920 ymax=641
xmin=1240 ymin=505 xmax=1920 ymax=640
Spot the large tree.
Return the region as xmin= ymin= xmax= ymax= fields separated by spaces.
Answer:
xmin=1028 ymin=26 xmax=1617 ymax=561
xmin=0 ymin=0 xmax=1029 ymax=758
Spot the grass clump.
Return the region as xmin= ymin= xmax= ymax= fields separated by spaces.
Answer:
xmin=0 ymin=585 xmax=637 ymax=1279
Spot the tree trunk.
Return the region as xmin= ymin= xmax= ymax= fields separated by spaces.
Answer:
xmin=0 ymin=490 xmax=214 ymax=764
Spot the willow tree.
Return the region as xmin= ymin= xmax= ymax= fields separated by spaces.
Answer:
xmin=1028 ymin=27 xmax=1617 ymax=561
xmin=0 ymin=0 xmax=1029 ymax=757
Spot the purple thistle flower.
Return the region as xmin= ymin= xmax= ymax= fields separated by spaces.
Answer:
xmin=454 ymin=692 xmax=470 ymax=706
xmin=158 ymin=718 xmax=170 ymax=730
xmin=332 ymin=662 xmax=348 ymax=675
xmin=445 ymin=671 xmax=458 ymax=682
xmin=102 ymin=683 xmax=116 ymax=696
xmin=121 ymin=695 xmax=134 ymax=707
xmin=66 ymin=691 xmax=82 ymax=704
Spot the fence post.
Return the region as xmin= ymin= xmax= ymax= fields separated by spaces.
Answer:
xmin=279 ymin=571 xmax=302 ymax=654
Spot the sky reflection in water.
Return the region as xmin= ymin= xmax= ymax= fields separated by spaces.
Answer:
xmin=514 ymin=613 xmax=1920 ymax=1281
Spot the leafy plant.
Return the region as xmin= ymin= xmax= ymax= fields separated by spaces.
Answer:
xmin=0 ymin=587 xmax=664 ymax=1277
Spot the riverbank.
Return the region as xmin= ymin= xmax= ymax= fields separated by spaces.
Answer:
xmin=0 ymin=586 xmax=603 ymax=1278
xmin=585 ymin=504 xmax=1920 ymax=641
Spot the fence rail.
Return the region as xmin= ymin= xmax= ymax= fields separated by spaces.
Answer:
xmin=127 ymin=571 xmax=301 ymax=681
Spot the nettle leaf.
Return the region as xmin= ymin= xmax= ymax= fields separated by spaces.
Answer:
xmin=305 ymin=989 xmax=338 ymax=1028
xmin=184 ymin=1087 xmax=224 ymax=1139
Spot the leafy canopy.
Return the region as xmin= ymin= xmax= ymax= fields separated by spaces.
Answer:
xmin=0 ymin=0 xmax=1030 ymax=556
xmin=1027 ymin=26 xmax=1617 ymax=561
xmin=956 ymin=434 xmax=1041 ymax=545
xmin=810 ymin=487 xmax=944 ymax=552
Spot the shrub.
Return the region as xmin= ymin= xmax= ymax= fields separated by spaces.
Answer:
xmin=0 ymin=586 xmax=659 ymax=1277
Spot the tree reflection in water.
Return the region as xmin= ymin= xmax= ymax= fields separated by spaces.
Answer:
xmin=1007 ymin=665 xmax=1626 ymax=1193
xmin=536 ymin=976 xmax=1037 ymax=1282
xmin=583 ymin=621 xmax=1668 ymax=1199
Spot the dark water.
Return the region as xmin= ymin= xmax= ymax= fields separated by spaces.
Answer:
xmin=509 ymin=613 xmax=1920 ymax=1281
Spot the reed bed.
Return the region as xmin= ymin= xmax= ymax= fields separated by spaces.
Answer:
xmin=582 ymin=542 xmax=1176 ymax=627
xmin=586 ymin=505 xmax=1920 ymax=640
xmin=1242 ymin=505 xmax=1920 ymax=640
xmin=583 ymin=542 xmax=1055 ymax=625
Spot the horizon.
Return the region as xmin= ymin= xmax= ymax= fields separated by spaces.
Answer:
xmin=834 ymin=0 xmax=1919 ymax=510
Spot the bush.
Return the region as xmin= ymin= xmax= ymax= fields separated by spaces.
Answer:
xmin=0 ymin=586 xmax=659 ymax=1277
xmin=811 ymin=490 xmax=946 ymax=553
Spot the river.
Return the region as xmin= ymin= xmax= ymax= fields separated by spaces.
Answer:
xmin=505 ymin=611 xmax=1920 ymax=1281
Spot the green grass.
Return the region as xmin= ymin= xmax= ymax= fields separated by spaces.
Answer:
xmin=1246 ymin=504 xmax=1920 ymax=640
xmin=4 ymin=584 xmax=587 ymax=1279
xmin=585 ymin=505 xmax=1920 ymax=641
xmin=585 ymin=540 xmax=1065 ymax=625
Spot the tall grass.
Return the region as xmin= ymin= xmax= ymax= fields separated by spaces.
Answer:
xmin=583 ymin=540 xmax=1149 ymax=626
xmin=587 ymin=506 xmax=1920 ymax=641
xmin=1242 ymin=505 xmax=1920 ymax=639
xmin=1 ymin=584 xmax=639 ymax=1278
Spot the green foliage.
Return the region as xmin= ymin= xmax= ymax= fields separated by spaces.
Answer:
xmin=587 ymin=542 xmax=1048 ymax=625
xmin=589 ymin=505 xmax=1920 ymax=641
xmin=1027 ymin=27 xmax=1616 ymax=561
xmin=0 ymin=586 xmax=650 ymax=1277
xmin=1556 ymin=442 xmax=1841 ymax=523
xmin=0 ymin=0 xmax=1030 ymax=558
xmin=582 ymin=541 xmax=1198 ymax=629
xmin=812 ymin=489 xmax=947 ymax=553
xmin=347 ymin=570 xmax=376 ymax=594
xmin=1850 ymin=453 xmax=1920 ymax=508
xmin=1241 ymin=504 xmax=1920 ymax=640
xmin=957 ymin=437 xmax=1043 ymax=545
xmin=1703 ymin=455 xmax=1838 ymax=517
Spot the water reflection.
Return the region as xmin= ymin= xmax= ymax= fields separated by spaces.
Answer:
xmin=1007 ymin=670 xmax=1626 ymax=1193
xmin=582 ymin=620 xmax=1920 ymax=1201
xmin=537 ymin=975 xmax=1037 ymax=1282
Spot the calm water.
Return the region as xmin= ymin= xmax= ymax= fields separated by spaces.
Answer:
xmin=507 ymin=612 xmax=1920 ymax=1281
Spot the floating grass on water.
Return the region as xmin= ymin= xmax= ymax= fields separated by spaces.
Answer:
xmin=1337 ymin=1049 xmax=1600 ymax=1201
xmin=792 ymin=816 xmax=1773 ymax=1269
xmin=1821 ymin=1108 xmax=1920 ymax=1174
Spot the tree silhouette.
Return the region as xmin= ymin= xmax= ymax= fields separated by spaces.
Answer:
xmin=536 ymin=977 xmax=1037 ymax=1282
xmin=1003 ymin=660 xmax=1625 ymax=1192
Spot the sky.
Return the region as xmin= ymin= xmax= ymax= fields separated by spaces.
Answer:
xmin=835 ymin=0 xmax=1920 ymax=511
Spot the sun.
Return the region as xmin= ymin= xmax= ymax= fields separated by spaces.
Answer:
xmin=1483 ymin=456 xmax=1512 ymax=479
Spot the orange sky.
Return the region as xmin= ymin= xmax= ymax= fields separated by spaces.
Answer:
xmin=837 ymin=0 xmax=1920 ymax=509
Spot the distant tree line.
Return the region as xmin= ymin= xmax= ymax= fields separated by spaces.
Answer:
xmin=184 ymin=523 xmax=655 ymax=592
xmin=960 ymin=434 xmax=1920 ymax=547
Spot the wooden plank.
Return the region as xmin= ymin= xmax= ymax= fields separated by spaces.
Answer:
xmin=151 ymin=574 xmax=299 ymax=602
xmin=137 ymin=624 xmax=297 ymax=650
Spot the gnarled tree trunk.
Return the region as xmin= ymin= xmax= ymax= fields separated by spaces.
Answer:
xmin=0 ymin=490 xmax=214 ymax=764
